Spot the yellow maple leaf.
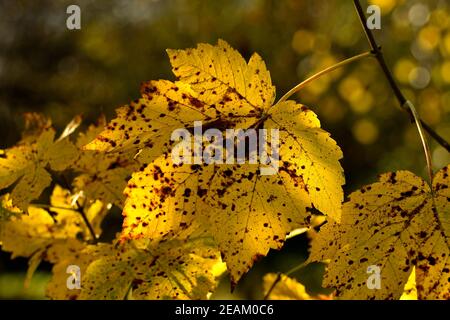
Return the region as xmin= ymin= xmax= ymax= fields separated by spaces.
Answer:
xmin=85 ymin=40 xmax=344 ymax=285
xmin=0 ymin=127 xmax=78 ymax=210
xmin=309 ymin=165 xmax=450 ymax=299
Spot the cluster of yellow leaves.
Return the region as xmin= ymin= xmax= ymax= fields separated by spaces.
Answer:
xmin=0 ymin=110 xmax=227 ymax=299
xmin=4 ymin=39 xmax=444 ymax=300
xmin=0 ymin=186 xmax=105 ymax=286
xmin=0 ymin=113 xmax=139 ymax=211
xmin=86 ymin=40 xmax=344 ymax=285
xmin=309 ymin=165 xmax=450 ymax=299
xmin=47 ymin=237 xmax=225 ymax=300
xmin=0 ymin=183 xmax=224 ymax=300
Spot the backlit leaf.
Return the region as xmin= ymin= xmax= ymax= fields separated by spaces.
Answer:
xmin=73 ymin=116 xmax=138 ymax=207
xmin=309 ymin=165 xmax=450 ymax=299
xmin=88 ymin=40 xmax=344 ymax=285
xmin=0 ymin=186 xmax=106 ymax=282
xmin=263 ymin=273 xmax=315 ymax=300
xmin=47 ymin=237 xmax=225 ymax=300
xmin=0 ymin=128 xmax=78 ymax=210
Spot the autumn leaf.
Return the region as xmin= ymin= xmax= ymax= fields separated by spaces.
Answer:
xmin=73 ymin=116 xmax=138 ymax=207
xmin=83 ymin=40 xmax=276 ymax=163
xmin=48 ymin=185 xmax=107 ymax=236
xmin=0 ymin=127 xmax=78 ymax=210
xmin=309 ymin=165 xmax=450 ymax=299
xmin=47 ymin=237 xmax=225 ymax=300
xmin=263 ymin=273 xmax=332 ymax=300
xmin=86 ymin=41 xmax=344 ymax=283
xmin=87 ymin=40 xmax=344 ymax=285
xmin=45 ymin=240 xmax=90 ymax=300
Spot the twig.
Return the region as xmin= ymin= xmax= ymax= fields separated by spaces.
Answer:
xmin=353 ymin=0 xmax=450 ymax=152
xmin=46 ymin=170 xmax=98 ymax=243
xmin=76 ymin=200 xmax=98 ymax=243
xmin=32 ymin=202 xmax=98 ymax=243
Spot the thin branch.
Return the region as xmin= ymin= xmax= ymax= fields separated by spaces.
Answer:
xmin=421 ymin=121 xmax=450 ymax=153
xmin=353 ymin=0 xmax=450 ymax=152
xmin=46 ymin=170 xmax=98 ymax=243
xmin=276 ymin=51 xmax=373 ymax=104
xmin=76 ymin=200 xmax=98 ymax=244
xmin=33 ymin=202 xmax=98 ymax=243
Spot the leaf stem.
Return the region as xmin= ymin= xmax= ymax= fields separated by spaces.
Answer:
xmin=353 ymin=0 xmax=450 ymax=153
xmin=123 ymin=282 xmax=133 ymax=300
xmin=404 ymin=101 xmax=434 ymax=186
xmin=263 ymin=273 xmax=281 ymax=300
xmin=30 ymin=203 xmax=74 ymax=211
xmin=276 ymin=51 xmax=373 ymax=104
xmin=263 ymin=261 xmax=307 ymax=300
xmin=285 ymin=261 xmax=308 ymax=276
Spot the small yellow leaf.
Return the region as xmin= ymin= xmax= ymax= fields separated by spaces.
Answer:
xmin=400 ymin=267 xmax=417 ymax=300
xmin=0 ymin=194 xmax=21 ymax=222
xmin=20 ymin=112 xmax=52 ymax=143
xmin=263 ymin=273 xmax=332 ymax=300
xmin=0 ymin=128 xmax=78 ymax=210
xmin=263 ymin=273 xmax=312 ymax=300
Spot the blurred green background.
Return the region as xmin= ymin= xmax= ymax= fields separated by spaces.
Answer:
xmin=1 ymin=0 xmax=450 ymax=299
